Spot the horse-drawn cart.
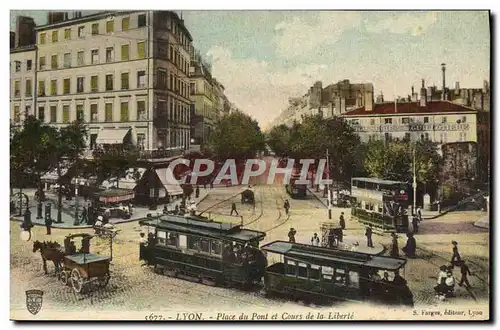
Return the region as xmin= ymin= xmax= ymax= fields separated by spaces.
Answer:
xmin=58 ymin=233 xmax=111 ymax=294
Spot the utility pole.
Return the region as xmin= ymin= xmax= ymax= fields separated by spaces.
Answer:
xmin=326 ymin=149 xmax=332 ymax=220
xmin=412 ymin=145 xmax=417 ymax=215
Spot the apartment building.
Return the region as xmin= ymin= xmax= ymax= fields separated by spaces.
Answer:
xmin=34 ymin=10 xmax=192 ymax=152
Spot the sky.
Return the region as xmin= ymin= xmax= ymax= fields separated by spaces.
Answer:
xmin=10 ymin=10 xmax=490 ymax=130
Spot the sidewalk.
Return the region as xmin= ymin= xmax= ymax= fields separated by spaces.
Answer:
xmin=11 ymin=188 xmax=211 ymax=229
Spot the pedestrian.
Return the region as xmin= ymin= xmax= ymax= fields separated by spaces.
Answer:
xmin=284 ymin=199 xmax=290 ymax=215
xmin=311 ymin=233 xmax=320 ymax=246
xmin=323 ymin=186 xmax=327 ymax=198
xmin=203 ymin=182 xmax=207 ymax=189
xmin=195 ymin=186 xmax=200 ymax=198
xmin=288 ymin=228 xmax=297 ymax=243
xmin=390 ymin=232 xmax=399 ymax=257
xmin=230 ymin=202 xmax=239 ymax=216
xmin=458 ymin=260 xmax=472 ymax=288
xmin=81 ymin=206 xmax=88 ymax=224
xmin=175 ymin=204 xmax=179 ymax=215
xmin=402 ymin=232 xmax=416 ymax=258
xmin=139 ymin=232 xmax=148 ymax=245
xmin=416 ymin=206 xmax=422 ymax=222
xmin=210 ymin=181 xmax=214 ymax=189
xmin=21 ymin=207 xmax=34 ymax=237
xmin=339 ymin=212 xmax=345 ymax=230
xmin=44 ymin=203 xmax=52 ymax=235
xmin=128 ymin=202 xmax=134 ymax=216
xmin=365 ymin=225 xmax=374 ymax=248
xmin=336 ymin=227 xmax=343 ymax=243
xmin=412 ymin=215 xmax=420 ymax=233
xmin=451 ymin=241 xmax=461 ymax=266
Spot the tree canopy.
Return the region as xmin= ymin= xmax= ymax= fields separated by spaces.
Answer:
xmin=91 ymin=146 xmax=140 ymax=187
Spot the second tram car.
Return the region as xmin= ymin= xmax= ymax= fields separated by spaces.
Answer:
xmin=285 ymin=172 xmax=307 ymax=199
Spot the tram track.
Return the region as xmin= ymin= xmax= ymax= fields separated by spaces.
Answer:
xmin=242 ymin=188 xmax=264 ymax=227
xmin=198 ymin=190 xmax=242 ymax=216
xmin=262 ymin=189 xmax=290 ymax=234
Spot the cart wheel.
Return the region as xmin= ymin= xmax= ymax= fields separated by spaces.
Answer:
xmin=97 ymin=272 xmax=110 ymax=288
xmin=71 ymin=269 xmax=84 ymax=294
xmin=60 ymin=271 xmax=69 ymax=286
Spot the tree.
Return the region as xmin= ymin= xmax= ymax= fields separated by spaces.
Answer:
xmin=207 ymin=110 xmax=266 ymax=161
xmin=266 ymin=124 xmax=292 ymax=158
xmin=92 ymin=146 xmax=140 ymax=188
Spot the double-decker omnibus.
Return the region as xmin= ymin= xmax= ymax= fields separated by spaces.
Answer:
xmin=350 ymin=178 xmax=411 ymax=232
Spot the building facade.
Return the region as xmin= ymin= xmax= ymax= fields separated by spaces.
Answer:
xmin=10 ymin=45 xmax=37 ymax=125
xmin=32 ymin=10 xmax=192 ymax=152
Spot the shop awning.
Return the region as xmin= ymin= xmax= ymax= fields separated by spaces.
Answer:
xmin=156 ymin=168 xmax=184 ymax=196
xmin=41 ymin=168 xmax=69 ymax=183
xmin=93 ymin=188 xmax=135 ymax=203
xmin=95 ymin=128 xmax=130 ymax=144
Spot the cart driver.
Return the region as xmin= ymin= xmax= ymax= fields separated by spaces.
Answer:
xmin=68 ymin=240 xmax=77 ymax=254
xmin=94 ymin=216 xmax=103 ymax=228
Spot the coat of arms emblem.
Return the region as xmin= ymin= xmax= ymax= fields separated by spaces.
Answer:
xmin=25 ymin=289 xmax=44 ymax=315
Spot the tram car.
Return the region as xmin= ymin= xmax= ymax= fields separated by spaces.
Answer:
xmin=241 ymin=188 xmax=255 ymax=205
xmin=285 ymin=173 xmax=307 ymax=199
xmin=261 ymin=241 xmax=414 ymax=307
xmin=139 ymin=214 xmax=268 ymax=288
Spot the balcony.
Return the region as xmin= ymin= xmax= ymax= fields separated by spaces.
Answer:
xmin=138 ymin=148 xmax=183 ymax=160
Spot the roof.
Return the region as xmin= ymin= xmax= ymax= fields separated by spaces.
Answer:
xmin=93 ymin=188 xmax=134 ymax=197
xmin=261 ymin=241 xmax=407 ymax=271
xmin=352 ymin=177 xmax=407 ymax=185
xmin=10 ymin=44 xmax=37 ymax=54
xmin=65 ymin=253 xmax=110 ymax=264
xmin=140 ymin=215 xmax=266 ymax=243
xmin=342 ymin=100 xmax=477 ymax=117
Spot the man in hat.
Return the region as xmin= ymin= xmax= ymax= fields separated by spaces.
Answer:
xmin=311 ymin=233 xmax=320 ymax=246
xmin=288 ymin=228 xmax=297 ymax=243
xmin=412 ymin=214 xmax=420 ymax=233
xmin=365 ymin=225 xmax=374 ymax=248
xmin=390 ymin=233 xmax=399 ymax=257
xmin=451 ymin=241 xmax=461 ymax=265
xmin=195 ymin=186 xmax=200 ymax=199
xmin=44 ymin=203 xmax=53 ymax=235
xmin=402 ymin=232 xmax=416 ymax=258
xmin=458 ymin=260 xmax=472 ymax=288
xmin=339 ymin=212 xmax=346 ymax=230
xmin=230 ymin=202 xmax=239 ymax=216
xmin=416 ymin=206 xmax=422 ymax=222
xmin=284 ymin=199 xmax=290 ymax=216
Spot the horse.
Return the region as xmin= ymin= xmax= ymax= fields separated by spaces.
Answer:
xmin=32 ymin=240 xmax=65 ymax=275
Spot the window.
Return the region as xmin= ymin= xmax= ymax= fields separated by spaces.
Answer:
xmin=211 ymin=240 xmax=222 ymax=255
xmin=121 ymin=72 xmax=129 ymax=90
xmin=309 ymin=264 xmax=321 ymax=281
xmin=285 ymin=259 xmax=297 ymax=276
xmin=157 ymin=231 xmax=167 ymax=246
xmin=169 ymin=74 xmax=173 ymax=90
xmin=78 ymin=26 xmax=85 ymax=38
xmin=38 ymin=80 xmax=45 ymax=96
xmin=138 ymin=14 xmax=146 ymax=27
xmin=25 ymin=80 xmax=32 ymax=97
xmin=76 ymin=104 xmax=84 ymax=121
xmin=369 ymin=118 xmax=375 ymax=125
xmin=91 ymin=23 xmax=99 ymax=35
xmin=77 ymin=51 xmax=84 ymax=66
xmin=441 ymin=116 xmax=447 ymax=124
xmin=90 ymin=75 xmax=99 ymax=92
xmin=50 ymin=80 xmax=57 ymax=95
xmin=106 ymin=74 xmax=113 ymax=91
xmin=158 ymin=100 xmax=167 ymax=117
xmin=26 ymin=60 xmax=32 ymax=71
xmin=384 ymin=118 xmax=392 ymax=124
xmin=190 ymin=83 xmax=195 ymax=95
xmin=121 ymin=44 xmax=129 ymax=60
xmin=425 ymin=133 xmax=430 ymax=140
xmin=64 ymin=28 xmax=71 ymax=40
xmin=157 ymin=69 xmax=167 ymax=89
xmin=166 ymin=232 xmax=179 ymax=247
xmin=39 ymin=56 xmax=46 ymax=70
xmin=461 ymin=116 xmax=467 ymax=123
xmin=91 ymin=104 xmax=99 ymax=122
xmin=348 ymin=271 xmax=359 ymax=288
xmin=137 ymin=71 xmax=146 ymax=88
xmin=51 ymin=55 xmax=58 ymax=69
xmin=385 ymin=132 xmax=392 ymax=142
xmin=137 ymin=101 xmax=146 ymax=120
xmin=404 ymin=133 xmax=411 ymax=141
xmin=63 ymin=53 xmax=71 ymax=68
xmin=423 ymin=116 xmax=429 ymax=123
xmin=106 ymin=47 xmax=114 ymax=62
xmin=137 ymin=41 xmax=146 ymax=58
xmin=187 ymin=236 xmax=200 ymax=251
xmin=77 ymin=77 xmax=84 ymax=93
xmin=38 ymin=106 xmax=45 ymax=121
xmin=440 ymin=132 xmax=447 ymax=143
xmin=334 ymin=268 xmax=347 ymax=285
xmin=401 ymin=117 xmax=410 ymax=124
xmin=91 ymin=49 xmax=99 ymax=64
xmin=90 ymin=134 xmax=97 ymax=149
xmin=137 ymin=133 xmax=145 ymax=150
xmin=63 ymin=78 xmax=70 ymax=94
xmin=199 ymin=238 xmax=210 ymax=253
xmin=122 ymin=17 xmax=130 ymax=31
xmin=106 ymin=20 xmax=114 ymax=33
xmin=14 ymin=61 xmax=21 ymax=72
xmin=13 ymin=106 xmax=20 ymax=123
xmin=169 ymin=46 xmax=174 ymax=62
xmin=39 ymin=33 xmax=46 ymax=44
xmin=120 ymin=101 xmax=129 ymax=121
xmin=52 ymin=31 xmax=58 ymax=43
xmin=50 ymin=106 xmax=57 ymax=122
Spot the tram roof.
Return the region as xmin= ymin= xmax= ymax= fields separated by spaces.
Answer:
xmin=351 ymin=177 xmax=408 ymax=185
xmin=139 ymin=215 xmax=266 ymax=243
xmin=261 ymin=241 xmax=406 ymax=270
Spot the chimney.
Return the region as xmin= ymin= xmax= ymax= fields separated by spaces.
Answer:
xmin=420 ymin=79 xmax=427 ymax=107
xmin=15 ymin=16 xmax=36 ymax=48
xmin=441 ymin=63 xmax=446 ymax=100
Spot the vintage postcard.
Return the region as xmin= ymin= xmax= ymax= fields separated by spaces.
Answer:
xmin=9 ymin=10 xmax=490 ymax=321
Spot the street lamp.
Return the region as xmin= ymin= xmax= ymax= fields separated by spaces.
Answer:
xmin=326 ymin=149 xmax=332 ymax=220
xmin=34 ymin=159 xmax=43 ymax=219
xmin=74 ymin=178 xmax=84 ymax=226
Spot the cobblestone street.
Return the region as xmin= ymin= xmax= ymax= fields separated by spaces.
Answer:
xmin=10 ymin=185 xmax=489 ymax=319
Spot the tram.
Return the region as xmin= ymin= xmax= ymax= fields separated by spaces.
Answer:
xmin=285 ymin=172 xmax=307 ymax=199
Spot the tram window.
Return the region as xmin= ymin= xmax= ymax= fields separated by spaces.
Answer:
xmin=178 ymin=235 xmax=187 ymax=249
xmin=352 ymin=180 xmax=358 ymax=187
xmin=157 ymin=231 xmax=167 ymax=246
xmin=322 ymin=266 xmax=334 ymax=281
xmin=334 ymin=269 xmax=347 ymax=285
xmin=167 ymin=232 xmax=178 ymax=247
xmin=187 ymin=236 xmax=200 ymax=251
xmin=348 ymin=271 xmax=360 ymax=288
xmin=285 ymin=259 xmax=297 ymax=276
xmin=199 ymin=238 xmax=210 ymax=253
xmin=211 ymin=240 xmax=222 ymax=255
xmin=298 ymin=262 xmax=308 ymax=278
xmin=309 ymin=264 xmax=321 ymax=281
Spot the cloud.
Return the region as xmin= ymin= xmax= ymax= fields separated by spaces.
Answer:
xmin=206 ymin=46 xmax=330 ymax=129
xmin=366 ymin=12 xmax=439 ymax=36
xmin=272 ymin=12 xmax=362 ymax=59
